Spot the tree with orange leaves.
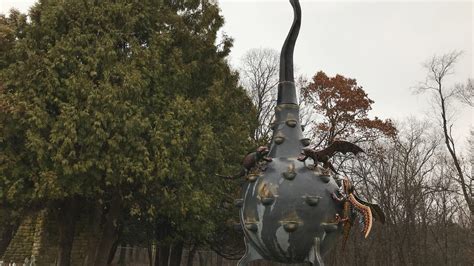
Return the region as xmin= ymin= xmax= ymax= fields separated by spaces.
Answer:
xmin=301 ymin=71 xmax=396 ymax=146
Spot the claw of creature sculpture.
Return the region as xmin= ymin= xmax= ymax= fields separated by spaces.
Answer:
xmin=331 ymin=177 xmax=386 ymax=249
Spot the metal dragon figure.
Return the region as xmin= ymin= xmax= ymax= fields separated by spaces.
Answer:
xmin=297 ymin=140 xmax=364 ymax=174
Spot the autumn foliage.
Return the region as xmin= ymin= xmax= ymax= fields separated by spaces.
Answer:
xmin=301 ymin=71 xmax=397 ymax=145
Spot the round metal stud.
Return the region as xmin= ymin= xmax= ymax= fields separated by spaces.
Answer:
xmin=282 ymin=221 xmax=299 ymax=233
xmin=286 ymin=119 xmax=297 ymax=127
xmin=245 ymin=222 xmax=258 ymax=232
xmin=261 ymin=196 xmax=275 ymax=206
xmin=300 ymin=138 xmax=311 ymax=147
xmin=303 ymin=195 xmax=321 ymax=206
xmin=320 ymin=175 xmax=331 ymax=183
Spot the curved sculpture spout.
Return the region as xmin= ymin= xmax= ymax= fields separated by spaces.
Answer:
xmin=277 ymin=0 xmax=301 ymax=105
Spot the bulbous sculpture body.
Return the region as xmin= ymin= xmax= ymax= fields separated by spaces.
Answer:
xmin=238 ymin=107 xmax=342 ymax=265
xmin=240 ymin=160 xmax=342 ymax=262
xmin=237 ymin=1 xmax=343 ymax=265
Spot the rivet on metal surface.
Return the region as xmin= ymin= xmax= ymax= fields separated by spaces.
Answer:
xmin=282 ymin=163 xmax=297 ymax=180
xmin=234 ymin=199 xmax=244 ymax=208
xmin=302 ymin=195 xmax=321 ymax=206
xmin=247 ymin=174 xmax=258 ymax=182
xmin=281 ymin=221 xmax=300 ymax=233
xmin=261 ymin=196 xmax=275 ymax=206
xmin=320 ymin=175 xmax=331 ymax=183
xmin=245 ymin=221 xmax=258 ymax=232
xmin=286 ymin=113 xmax=297 ymax=127
xmin=300 ymin=138 xmax=311 ymax=147
xmin=274 ymin=133 xmax=285 ymax=144
xmin=286 ymin=119 xmax=297 ymax=127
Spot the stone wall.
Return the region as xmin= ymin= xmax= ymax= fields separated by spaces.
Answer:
xmin=1 ymin=209 xmax=94 ymax=265
xmin=1 ymin=213 xmax=36 ymax=263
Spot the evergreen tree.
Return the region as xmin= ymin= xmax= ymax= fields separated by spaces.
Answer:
xmin=0 ymin=0 xmax=256 ymax=264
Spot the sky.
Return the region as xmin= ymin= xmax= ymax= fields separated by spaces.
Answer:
xmin=1 ymin=0 xmax=473 ymax=148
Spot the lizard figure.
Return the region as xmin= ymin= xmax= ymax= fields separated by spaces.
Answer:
xmin=217 ymin=146 xmax=272 ymax=179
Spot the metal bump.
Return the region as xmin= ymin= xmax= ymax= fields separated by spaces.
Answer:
xmin=320 ymin=175 xmax=331 ymax=183
xmin=282 ymin=163 xmax=297 ymax=180
xmin=286 ymin=119 xmax=297 ymax=127
xmin=274 ymin=133 xmax=285 ymax=144
xmin=234 ymin=199 xmax=244 ymax=208
xmin=247 ymin=174 xmax=258 ymax=182
xmin=321 ymin=223 xmax=338 ymax=233
xmin=303 ymin=195 xmax=321 ymax=206
xmin=282 ymin=221 xmax=299 ymax=233
xmin=261 ymin=196 xmax=275 ymax=206
xmin=300 ymin=138 xmax=311 ymax=147
xmin=245 ymin=222 xmax=258 ymax=232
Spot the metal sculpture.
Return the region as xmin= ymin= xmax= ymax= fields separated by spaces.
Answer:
xmin=234 ymin=1 xmax=385 ymax=265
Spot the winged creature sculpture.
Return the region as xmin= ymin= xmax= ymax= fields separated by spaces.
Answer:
xmin=297 ymin=140 xmax=364 ymax=174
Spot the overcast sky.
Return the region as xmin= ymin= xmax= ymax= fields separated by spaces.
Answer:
xmin=1 ymin=0 xmax=473 ymax=148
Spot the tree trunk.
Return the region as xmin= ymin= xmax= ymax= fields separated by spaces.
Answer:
xmin=84 ymin=203 xmax=103 ymax=265
xmin=94 ymin=197 xmax=121 ymax=266
xmin=57 ymin=198 xmax=80 ymax=266
xmin=216 ymin=254 xmax=223 ymax=266
xmin=118 ymin=245 xmax=127 ymax=266
xmin=169 ymin=242 xmax=183 ymax=266
xmin=154 ymin=244 xmax=160 ymax=266
xmin=158 ymin=244 xmax=170 ymax=266
xmin=186 ymin=245 xmax=196 ymax=266
xmin=147 ymin=242 xmax=153 ymax=266
xmin=107 ymin=239 xmax=119 ymax=265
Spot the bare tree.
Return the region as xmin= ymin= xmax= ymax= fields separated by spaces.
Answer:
xmin=239 ymin=48 xmax=279 ymax=144
xmin=415 ymin=51 xmax=473 ymax=216
xmin=455 ymin=78 xmax=473 ymax=107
